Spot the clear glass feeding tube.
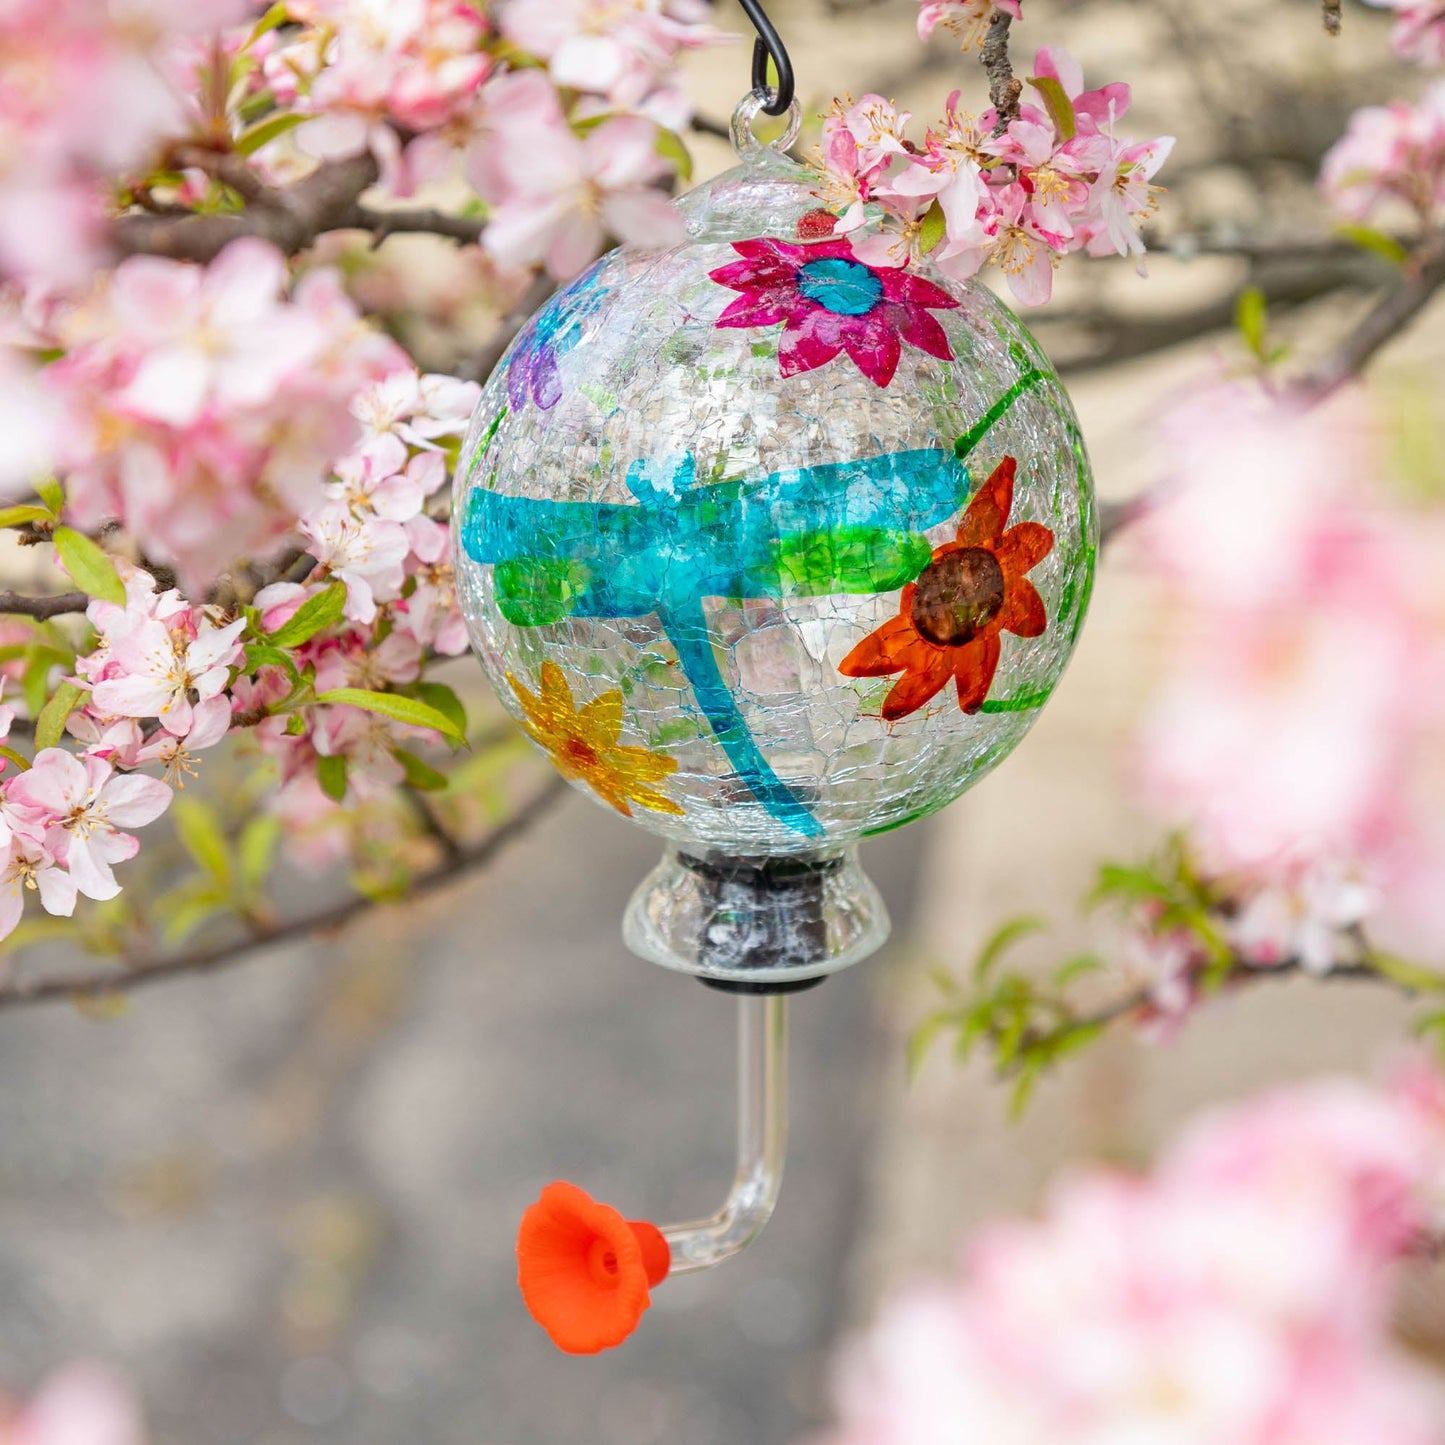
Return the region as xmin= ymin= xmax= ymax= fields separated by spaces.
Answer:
xmin=662 ymin=994 xmax=788 ymax=1274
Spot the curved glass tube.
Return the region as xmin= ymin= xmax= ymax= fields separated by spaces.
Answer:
xmin=662 ymin=994 xmax=788 ymax=1274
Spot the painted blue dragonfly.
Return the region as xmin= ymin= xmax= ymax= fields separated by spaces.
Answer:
xmin=462 ymin=370 xmax=1045 ymax=838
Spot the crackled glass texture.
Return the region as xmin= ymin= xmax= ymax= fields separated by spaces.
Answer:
xmin=454 ymin=149 xmax=1096 ymax=860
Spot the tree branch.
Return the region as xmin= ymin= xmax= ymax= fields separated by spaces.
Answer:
xmin=340 ymin=202 xmax=485 ymax=248
xmin=1287 ymin=232 xmax=1445 ymax=405
xmin=981 ymin=11 xmax=1022 ymax=131
xmin=0 ymin=590 xmax=90 ymax=620
xmin=112 ymin=152 xmax=382 ymax=262
xmin=0 ymin=776 xmax=568 ymax=1009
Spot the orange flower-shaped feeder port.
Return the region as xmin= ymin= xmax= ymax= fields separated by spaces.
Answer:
xmin=839 ymin=456 xmax=1054 ymax=720
xmin=517 ymin=1181 xmax=671 ymax=1354
xmin=509 ymin=661 xmax=684 ymax=817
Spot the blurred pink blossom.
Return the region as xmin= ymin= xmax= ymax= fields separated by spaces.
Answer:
xmin=1134 ymin=381 xmax=1445 ymax=953
xmin=1364 ymin=0 xmax=1445 ymax=65
xmin=1 ymin=1365 xmax=142 ymax=1445
xmin=1320 ymin=84 xmax=1445 ymax=224
xmin=821 ymin=1074 xmax=1445 ymax=1445
xmin=38 ymin=239 xmax=409 ymax=593
xmin=475 ymin=73 xmax=685 ymax=279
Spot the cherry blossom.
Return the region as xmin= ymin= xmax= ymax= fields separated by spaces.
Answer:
xmin=1320 ymin=84 xmax=1445 ymax=225
xmin=823 ymin=1074 xmax=1445 ymax=1445
xmin=38 ymin=239 xmax=409 ymax=591
xmin=475 ymin=73 xmax=685 ymax=279
xmin=917 ymin=0 xmax=1023 ymax=50
xmin=500 ymin=0 xmax=731 ymax=120
xmin=0 ymin=1365 xmax=143 ymax=1445
xmin=6 ymin=750 xmax=171 ymax=903
xmin=804 ymin=52 xmax=1174 ymax=305
xmin=1364 ymin=0 xmax=1445 ymax=65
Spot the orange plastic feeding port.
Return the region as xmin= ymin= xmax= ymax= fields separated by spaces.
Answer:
xmin=516 ymin=1181 xmax=670 ymax=1354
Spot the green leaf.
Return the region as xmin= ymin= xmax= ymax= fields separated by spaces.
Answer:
xmin=1235 ymin=286 xmax=1269 ymax=361
xmin=0 ymin=505 xmax=52 ymax=529
xmin=53 ymin=526 xmax=124 ymax=605
xmin=1367 ymin=951 xmax=1445 ymax=993
xmin=907 ymin=1012 xmax=950 ymax=1079
xmin=34 ymin=679 xmax=86 ymax=751
xmin=394 ymin=746 xmax=448 ymax=792
xmin=918 ymin=200 xmax=947 ymax=256
xmin=315 ymin=688 xmax=464 ymax=743
xmin=409 ymin=681 xmax=467 ymax=739
xmin=34 ymin=477 xmax=64 ymax=514
xmin=317 ymin=753 xmax=349 ymax=802
xmin=1053 ymin=953 xmax=1104 ymax=987
xmin=1333 ymin=222 xmax=1408 ymax=266
xmin=267 ymin=581 xmax=347 ymax=648
xmin=974 ymin=914 xmax=1049 ymax=983
xmin=238 ymin=814 xmax=281 ymax=895
xmin=0 ymin=744 xmax=29 ymax=771
xmin=654 ymin=125 xmax=694 ymax=182
xmin=247 ymin=1 xmax=290 ymax=45
xmin=1027 ymin=76 xmax=1077 ymax=142
xmin=243 ymin=642 xmax=302 ymax=686
xmin=172 ymin=797 xmax=232 ymax=887
xmin=236 ymin=110 xmax=307 ymax=156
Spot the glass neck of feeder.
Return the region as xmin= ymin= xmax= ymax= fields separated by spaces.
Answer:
xmin=663 ymin=994 xmax=788 ymax=1274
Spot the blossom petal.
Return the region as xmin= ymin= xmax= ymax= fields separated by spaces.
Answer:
xmin=100 ymin=772 xmax=172 ymax=828
xmin=36 ymin=864 xmax=76 ymax=917
xmin=67 ymin=836 xmax=120 ymax=901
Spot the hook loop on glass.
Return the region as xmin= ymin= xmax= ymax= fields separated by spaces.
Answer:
xmin=736 ymin=0 xmax=795 ymax=115
xmin=730 ymin=91 xmax=802 ymax=158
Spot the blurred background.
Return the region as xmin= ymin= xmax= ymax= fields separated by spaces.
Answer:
xmin=2 ymin=0 xmax=1441 ymax=1441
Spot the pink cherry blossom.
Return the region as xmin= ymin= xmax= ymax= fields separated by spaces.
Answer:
xmin=6 ymin=750 xmax=170 ymax=902
xmin=475 ymin=74 xmax=685 ymax=279
xmin=500 ymin=0 xmax=731 ymax=118
xmin=42 ymin=240 xmax=410 ymax=592
xmin=300 ymin=502 xmax=411 ymax=624
xmin=1364 ymin=0 xmax=1445 ymax=64
xmin=917 ymin=0 xmax=1023 ymax=49
xmin=89 ymin=612 xmax=245 ymax=739
xmin=823 ymin=1073 xmax=1445 ymax=1445
xmin=1 ymin=1365 xmax=143 ymax=1445
xmin=1321 ymin=84 xmax=1445 ymax=224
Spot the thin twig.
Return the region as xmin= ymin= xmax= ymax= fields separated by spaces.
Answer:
xmin=981 ymin=11 xmax=1022 ymax=131
xmin=0 ymin=777 xmax=568 ymax=1009
xmin=342 ymin=203 xmax=485 ymax=248
xmin=1323 ymin=0 xmax=1343 ymax=35
xmin=0 ymin=590 xmax=90 ymax=620
xmin=1288 ymin=232 xmax=1445 ymax=405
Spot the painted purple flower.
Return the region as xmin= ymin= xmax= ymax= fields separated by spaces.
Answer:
xmin=709 ymin=236 xmax=959 ymax=388
xmin=506 ymin=261 xmax=608 ymax=411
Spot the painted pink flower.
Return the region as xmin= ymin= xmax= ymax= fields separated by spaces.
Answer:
xmin=7 ymin=750 xmax=170 ymax=902
xmin=710 ymin=237 xmax=958 ymax=387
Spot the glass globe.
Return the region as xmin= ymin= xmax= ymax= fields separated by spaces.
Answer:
xmin=453 ymin=104 xmax=1096 ymax=985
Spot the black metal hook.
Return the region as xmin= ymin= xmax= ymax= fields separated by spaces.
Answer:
xmin=735 ymin=0 xmax=795 ymax=116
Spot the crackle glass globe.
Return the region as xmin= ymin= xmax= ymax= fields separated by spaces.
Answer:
xmin=454 ymin=104 xmax=1096 ymax=981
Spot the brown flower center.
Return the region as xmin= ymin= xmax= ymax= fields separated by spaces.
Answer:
xmin=909 ymin=547 xmax=1005 ymax=647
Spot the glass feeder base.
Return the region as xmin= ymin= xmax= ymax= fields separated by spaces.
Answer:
xmin=622 ymin=847 xmax=890 ymax=989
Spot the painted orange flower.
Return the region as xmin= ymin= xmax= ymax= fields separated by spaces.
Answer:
xmin=838 ymin=456 xmax=1053 ymax=720
xmin=509 ymin=661 xmax=683 ymax=817
xmin=517 ymin=1180 xmax=671 ymax=1354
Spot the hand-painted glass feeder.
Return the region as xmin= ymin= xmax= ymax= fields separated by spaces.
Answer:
xmin=453 ymin=93 xmax=1096 ymax=1353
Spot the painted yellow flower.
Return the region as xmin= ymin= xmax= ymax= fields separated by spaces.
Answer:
xmin=509 ymin=661 xmax=683 ymax=818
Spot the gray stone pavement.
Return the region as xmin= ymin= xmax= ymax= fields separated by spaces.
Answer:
xmin=0 ymin=791 xmax=925 ymax=1445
